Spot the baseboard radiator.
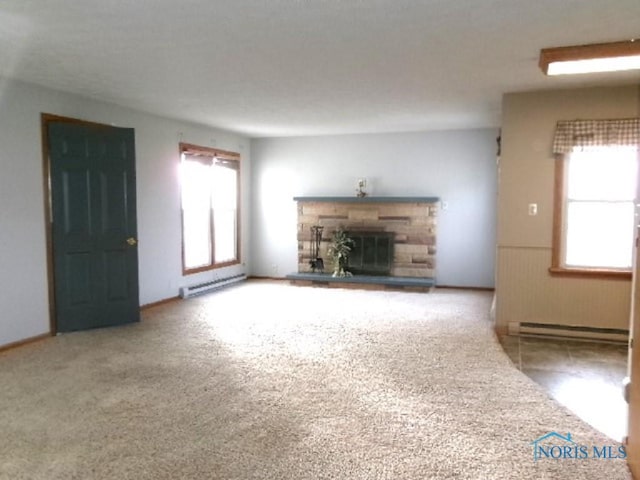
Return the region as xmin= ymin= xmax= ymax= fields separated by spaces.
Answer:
xmin=179 ymin=274 xmax=246 ymax=299
xmin=508 ymin=321 xmax=629 ymax=343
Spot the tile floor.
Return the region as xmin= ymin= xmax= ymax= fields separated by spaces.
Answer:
xmin=499 ymin=335 xmax=628 ymax=442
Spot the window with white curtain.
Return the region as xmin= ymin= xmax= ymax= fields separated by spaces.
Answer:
xmin=550 ymin=118 xmax=639 ymax=276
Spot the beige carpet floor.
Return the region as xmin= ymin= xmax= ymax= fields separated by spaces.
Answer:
xmin=0 ymin=281 xmax=631 ymax=479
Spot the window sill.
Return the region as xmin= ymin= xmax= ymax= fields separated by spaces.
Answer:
xmin=549 ymin=266 xmax=631 ymax=280
xmin=183 ymin=260 xmax=240 ymax=276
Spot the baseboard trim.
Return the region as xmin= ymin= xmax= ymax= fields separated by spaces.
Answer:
xmin=250 ymin=277 xmax=494 ymax=292
xmin=519 ymin=322 xmax=628 ymax=336
xmin=0 ymin=333 xmax=51 ymax=354
xmin=509 ymin=321 xmax=629 ymax=342
xmin=436 ymin=285 xmax=495 ymax=292
xmin=247 ymin=276 xmax=286 ymax=281
xmin=1 ymin=296 xmax=183 ymax=352
xmin=140 ymin=296 xmax=181 ymax=311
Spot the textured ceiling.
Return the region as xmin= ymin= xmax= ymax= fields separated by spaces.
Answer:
xmin=1 ymin=0 xmax=639 ymax=137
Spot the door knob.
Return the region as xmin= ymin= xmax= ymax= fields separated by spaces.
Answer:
xmin=126 ymin=237 xmax=137 ymax=246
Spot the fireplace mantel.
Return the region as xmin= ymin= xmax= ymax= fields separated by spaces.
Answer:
xmin=293 ymin=196 xmax=440 ymax=203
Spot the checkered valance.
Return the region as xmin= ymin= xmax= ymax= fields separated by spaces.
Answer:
xmin=552 ymin=118 xmax=640 ymax=154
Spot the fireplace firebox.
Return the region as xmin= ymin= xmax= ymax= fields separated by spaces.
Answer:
xmin=347 ymin=231 xmax=394 ymax=275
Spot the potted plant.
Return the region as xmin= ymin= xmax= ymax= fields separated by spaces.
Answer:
xmin=327 ymin=228 xmax=354 ymax=277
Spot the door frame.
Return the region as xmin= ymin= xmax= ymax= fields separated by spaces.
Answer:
xmin=629 ymin=225 xmax=639 ymax=477
xmin=40 ymin=113 xmax=130 ymax=334
xmin=627 ymin=131 xmax=640 ymax=477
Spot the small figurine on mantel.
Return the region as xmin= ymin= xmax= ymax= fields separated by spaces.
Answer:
xmin=356 ymin=178 xmax=367 ymax=198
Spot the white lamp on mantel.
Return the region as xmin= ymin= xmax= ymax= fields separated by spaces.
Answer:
xmin=356 ymin=178 xmax=368 ymax=198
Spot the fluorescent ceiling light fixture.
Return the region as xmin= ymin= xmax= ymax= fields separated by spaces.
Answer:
xmin=539 ymin=40 xmax=640 ymax=75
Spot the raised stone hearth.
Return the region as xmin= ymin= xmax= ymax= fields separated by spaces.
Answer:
xmin=290 ymin=196 xmax=438 ymax=289
xmin=285 ymin=272 xmax=436 ymax=292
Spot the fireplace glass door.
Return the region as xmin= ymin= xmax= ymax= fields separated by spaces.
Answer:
xmin=347 ymin=231 xmax=394 ymax=275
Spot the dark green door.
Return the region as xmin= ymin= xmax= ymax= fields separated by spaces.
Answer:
xmin=49 ymin=121 xmax=139 ymax=332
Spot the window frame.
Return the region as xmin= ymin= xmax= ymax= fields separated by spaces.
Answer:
xmin=179 ymin=142 xmax=241 ymax=276
xmin=550 ymin=152 xmax=633 ymax=280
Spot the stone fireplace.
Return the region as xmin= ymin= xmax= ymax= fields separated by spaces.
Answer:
xmin=291 ymin=196 xmax=439 ymax=287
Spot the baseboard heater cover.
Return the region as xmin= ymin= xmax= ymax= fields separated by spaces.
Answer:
xmin=508 ymin=321 xmax=629 ymax=342
xmin=179 ymin=274 xmax=246 ymax=299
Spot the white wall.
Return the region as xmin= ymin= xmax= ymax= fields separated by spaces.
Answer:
xmin=250 ymin=129 xmax=498 ymax=287
xmin=0 ymin=78 xmax=251 ymax=348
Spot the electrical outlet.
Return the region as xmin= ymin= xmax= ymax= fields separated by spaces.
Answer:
xmin=528 ymin=203 xmax=538 ymax=216
xmin=441 ymin=201 xmax=449 ymax=211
